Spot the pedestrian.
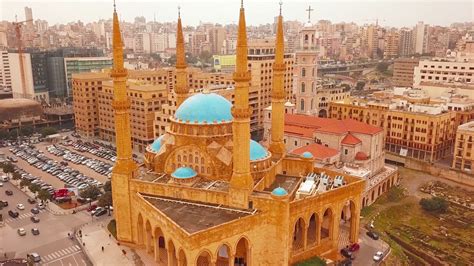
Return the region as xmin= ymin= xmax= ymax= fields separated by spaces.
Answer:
xmin=101 ymin=246 xmax=104 ymax=252
xmin=109 ymin=233 xmax=111 ymax=238
xmin=4 ymin=252 xmax=6 ymax=258
xmin=122 ymin=249 xmax=126 ymax=256
xmin=83 ymin=242 xmax=86 ymax=247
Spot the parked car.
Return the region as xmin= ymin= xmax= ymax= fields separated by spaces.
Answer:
xmin=373 ymin=251 xmax=384 ymax=261
xmin=0 ymin=200 xmax=8 ymax=207
xmin=87 ymin=204 xmax=97 ymax=212
xmin=31 ymin=228 xmax=40 ymax=235
xmin=366 ymin=231 xmax=379 ymax=240
xmin=37 ymin=203 xmax=45 ymax=209
xmin=349 ymin=243 xmax=360 ymax=252
xmin=27 ymin=253 xmax=41 ymax=263
xmin=31 ymin=208 xmax=40 ymax=214
xmin=27 ymin=198 xmax=36 ymax=204
xmin=17 ymin=203 xmax=25 ymax=210
xmin=340 ymin=248 xmax=355 ymax=260
xmin=8 ymin=210 xmax=19 ymax=218
xmin=30 ymin=216 xmax=40 ymax=223
xmin=95 ymin=208 xmax=107 ymax=217
xmin=17 ymin=228 xmax=27 ymax=236
xmin=5 ymin=190 xmax=13 ymax=196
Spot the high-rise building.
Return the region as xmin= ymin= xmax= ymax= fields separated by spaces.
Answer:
xmin=0 ymin=50 xmax=11 ymax=92
xmin=383 ymin=30 xmax=399 ymax=59
xmin=208 ymin=27 xmax=226 ymax=55
xmin=414 ymin=21 xmax=429 ymax=54
xmin=399 ymin=28 xmax=414 ymax=56
xmin=392 ymin=57 xmax=420 ymax=87
xmin=24 ymin=7 xmax=34 ymax=29
xmin=8 ymin=53 xmax=35 ymax=99
xmin=64 ymin=57 xmax=112 ymax=97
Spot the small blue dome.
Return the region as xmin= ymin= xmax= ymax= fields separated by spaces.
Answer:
xmin=175 ymin=93 xmax=233 ymax=124
xmin=302 ymin=151 xmax=313 ymax=158
xmin=171 ymin=167 xmax=197 ymax=179
xmin=250 ymin=140 xmax=269 ymax=161
xmin=272 ymin=187 xmax=288 ymax=196
xmin=150 ymin=135 xmax=164 ymax=152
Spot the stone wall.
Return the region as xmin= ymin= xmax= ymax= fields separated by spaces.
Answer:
xmin=386 ymin=153 xmax=474 ymax=187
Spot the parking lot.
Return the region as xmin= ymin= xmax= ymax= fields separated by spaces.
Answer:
xmin=0 ymin=181 xmax=92 ymax=265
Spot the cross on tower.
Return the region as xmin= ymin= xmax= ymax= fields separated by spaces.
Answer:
xmin=306 ymin=5 xmax=314 ymax=23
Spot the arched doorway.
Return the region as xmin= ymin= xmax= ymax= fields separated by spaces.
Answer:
xmin=216 ymin=244 xmax=231 ymax=266
xmin=292 ymin=217 xmax=306 ymax=251
xmin=154 ymin=227 xmax=166 ymax=263
xmin=321 ymin=208 xmax=333 ymax=241
xmin=307 ymin=213 xmax=318 ymax=246
xmin=178 ymin=249 xmax=187 ymax=266
xmin=145 ymin=220 xmax=152 ymax=254
xmin=137 ymin=214 xmax=144 ymax=246
xmin=318 ymin=109 xmax=327 ymax=118
xmin=168 ymin=240 xmax=177 ymax=266
xmin=235 ymin=237 xmax=249 ymax=265
xmin=196 ymin=250 xmax=212 ymax=266
xmin=338 ymin=202 xmax=353 ymax=249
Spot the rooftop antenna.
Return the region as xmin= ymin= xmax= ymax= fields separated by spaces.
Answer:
xmin=178 ymin=5 xmax=181 ymax=18
xmin=279 ymin=1 xmax=283 ymax=16
xmin=113 ymin=0 xmax=116 ymax=12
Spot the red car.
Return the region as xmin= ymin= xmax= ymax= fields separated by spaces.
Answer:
xmin=87 ymin=204 xmax=97 ymax=212
xmin=349 ymin=243 xmax=360 ymax=252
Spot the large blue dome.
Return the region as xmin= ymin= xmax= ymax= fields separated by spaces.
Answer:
xmin=171 ymin=167 xmax=197 ymax=179
xmin=175 ymin=93 xmax=233 ymax=124
xmin=250 ymin=140 xmax=269 ymax=161
xmin=150 ymin=135 xmax=164 ymax=152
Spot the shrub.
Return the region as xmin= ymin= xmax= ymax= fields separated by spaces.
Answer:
xmin=419 ymin=196 xmax=448 ymax=213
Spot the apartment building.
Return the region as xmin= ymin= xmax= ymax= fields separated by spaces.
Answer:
xmin=392 ymin=57 xmax=420 ymax=87
xmin=413 ymin=56 xmax=474 ymax=98
xmin=452 ymin=121 xmax=474 ymax=172
xmin=329 ymin=97 xmax=456 ymax=162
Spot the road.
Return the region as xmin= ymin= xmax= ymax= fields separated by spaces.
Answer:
xmin=352 ymin=228 xmax=389 ymax=266
xmin=0 ymin=181 xmax=91 ymax=265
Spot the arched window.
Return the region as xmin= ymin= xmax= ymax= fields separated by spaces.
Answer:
xmin=201 ymin=166 xmax=205 ymax=173
xmin=183 ymin=155 xmax=187 ymax=162
xmin=311 ymin=99 xmax=314 ymax=110
xmin=177 ymin=155 xmax=181 ymax=162
xmin=301 ymin=82 xmax=305 ymax=93
xmin=201 ymin=158 xmax=205 ymax=164
xmin=195 ymin=157 xmax=199 ymax=163
xmin=189 ymin=155 xmax=193 ymax=163
xmin=311 ymin=82 xmax=314 ymax=92
xmin=300 ymin=99 xmax=305 ymax=111
xmin=312 ymin=68 xmax=315 ymax=76
xmin=305 ymin=34 xmax=309 ymax=41
xmin=302 ymin=68 xmax=306 ymax=77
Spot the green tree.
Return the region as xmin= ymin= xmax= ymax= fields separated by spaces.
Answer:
xmin=103 ymin=181 xmax=112 ymax=192
xmin=79 ymin=186 xmax=101 ymax=200
xmin=28 ymin=183 xmax=41 ymax=194
xmin=19 ymin=126 xmax=34 ymax=137
xmin=376 ymin=62 xmax=390 ymax=73
xmin=0 ymin=130 xmax=11 ymax=140
xmin=12 ymin=172 xmax=21 ymax=180
xmin=98 ymin=191 xmax=113 ymax=208
xmin=420 ymin=196 xmax=449 ymax=213
xmin=1 ymin=162 xmax=14 ymax=173
xmin=20 ymin=179 xmax=31 ymax=188
xmin=38 ymin=189 xmax=52 ymax=202
xmin=167 ymin=54 xmax=176 ymax=65
xmin=40 ymin=127 xmax=58 ymax=137
xmin=198 ymin=51 xmax=212 ymax=64
xmin=355 ymin=81 xmax=366 ymax=90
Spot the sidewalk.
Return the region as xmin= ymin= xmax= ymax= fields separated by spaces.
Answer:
xmin=77 ymin=217 xmax=137 ymax=266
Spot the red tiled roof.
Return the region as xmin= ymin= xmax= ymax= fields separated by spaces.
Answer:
xmin=284 ymin=114 xmax=382 ymax=136
xmin=355 ymin=151 xmax=369 ymax=160
xmin=291 ymin=143 xmax=340 ymax=160
xmin=284 ymin=125 xmax=314 ymax=138
xmin=341 ymin=133 xmax=361 ymax=145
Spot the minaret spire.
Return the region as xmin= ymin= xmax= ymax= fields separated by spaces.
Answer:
xmin=110 ymin=0 xmax=135 ymax=244
xmin=175 ymin=5 xmax=188 ymax=107
xmin=230 ymin=0 xmax=253 ymax=207
xmin=269 ymin=2 xmax=286 ymax=157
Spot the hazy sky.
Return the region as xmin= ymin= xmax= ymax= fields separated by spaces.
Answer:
xmin=1 ymin=0 xmax=473 ymax=27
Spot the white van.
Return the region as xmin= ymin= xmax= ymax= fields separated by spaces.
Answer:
xmin=0 ymin=175 xmax=8 ymax=182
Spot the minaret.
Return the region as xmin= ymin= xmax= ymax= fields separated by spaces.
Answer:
xmin=230 ymin=0 xmax=253 ymax=208
xmin=175 ymin=7 xmax=188 ymax=107
xmin=110 ymin=1 xmax=135 ymax=243
xmin=269 ymin=2 xmax=286 ymax=158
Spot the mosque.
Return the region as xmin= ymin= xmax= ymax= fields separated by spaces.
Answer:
xmin=110 ymin=2 xmax=365 ymax=265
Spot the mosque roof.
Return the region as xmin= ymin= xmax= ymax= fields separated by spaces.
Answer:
xmin=171 ymin=167 xmax=197 ymax=179
xmin=174 ymin=93 xmax=233 ymax=124
xmin=250 ymin=140 xmax=269 ymax=161
xmin=140 ymin=194 xmax=255 ymax=234
xmin=272 ymin=187 xmax=288 ymax=196
xmin=302 ymin=151 xmax=313 ymax=158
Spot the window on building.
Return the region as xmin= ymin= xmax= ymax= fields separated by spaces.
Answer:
xmin=300 ymin=99 xmax=305 ymax=111
xmin=302 ymin=68 xmax=306 ymax=77
xmin=344 ymin=149 xmax=348 ymax=155
xmin=301 ymin=82 xmax=305 ymax=93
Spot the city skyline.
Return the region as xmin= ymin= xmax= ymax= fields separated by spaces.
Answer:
xmin=1 ymin=0 xmax=473 ymax=27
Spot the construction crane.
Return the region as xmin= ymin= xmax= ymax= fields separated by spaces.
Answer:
xmin=13 ymin=16 xmax=33 ymax=98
